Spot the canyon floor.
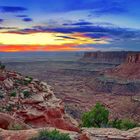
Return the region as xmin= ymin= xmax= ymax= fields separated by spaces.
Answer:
xmin=4 ymin=56 xmax=140 ymax=122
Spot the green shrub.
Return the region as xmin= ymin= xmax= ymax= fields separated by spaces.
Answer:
xmin=10 ymin=91 xmax=17 ymax=97
xmin=81 ymin=102 xmax=138 ymax=130
xmin=109 ymin=119 xmax=138 ymax=130
xmin=23 ymin=80 xmax=29 ymax=85
xmin=0 ymin=63 xmax=5 ymax=70
xmin=30 ymin=129 xmax=71 ymax=140
xmin=82 ymin=103 xmax=109 ymax=128
xmin=24 ymin=76 xmax=33 ymax=85
xmin=8 ymin=123 xmax=23 ymax=130
xmin=15 ymin=79 xmax=24 ymax=85
xmin=23 ymin=91 xmax=30 ymax=98
xmin=26 ymin=76 xmax=33 ymax=82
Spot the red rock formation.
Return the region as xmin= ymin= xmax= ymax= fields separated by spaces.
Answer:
xmin=16 ymin=107 xmax=79 ymax=132
xmin=0 ymin=76 xmax=6 ymax=81
xmin=79 ymin=133 xmax=90 ymax=140
xmin=0 ymin=65 xmax=79 ymax=132
xmin=0 ymin=113 xmax=30 ymax=130
xmin=126 ymin=53 xmax=140 ymax=63
xmin=106 ymin=52 xmax=140 ymax=80
xmin=81 ymin=51 xmax=132 ymax=64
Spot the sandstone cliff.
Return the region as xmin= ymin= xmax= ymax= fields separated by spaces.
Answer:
xmin=91 ymin=52 xmax=140 ymax=96
xmin=81 ymin=51 xmax=140 ymax=64
xmin=106 ymin=52 xmax=140 ymax=80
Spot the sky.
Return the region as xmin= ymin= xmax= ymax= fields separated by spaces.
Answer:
xmin=0 ymin=0 xmax=140 ymax=52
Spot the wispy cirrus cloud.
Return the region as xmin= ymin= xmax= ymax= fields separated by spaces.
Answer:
xmin=89 ymin=0 xmax=127 ymax=16
xmin=93 ymin=6 xmax=126 ymax=15
xmin=34 ymin=0 xmax=126 ymax=15
xmin=0 ymin=6 xmax=27 ymax=13
xmin=22 ymin=18 xmax=33 ymax=22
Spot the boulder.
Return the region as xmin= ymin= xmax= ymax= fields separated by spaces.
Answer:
xmin=3 ymin=79 xmax=14 ymax=90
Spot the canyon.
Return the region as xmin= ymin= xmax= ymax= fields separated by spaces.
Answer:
xmin=0 ymin=51 xmax=140 ymax=139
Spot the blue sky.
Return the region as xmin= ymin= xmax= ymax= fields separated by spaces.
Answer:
xmin=0 ymin=0 xmax=140 ymax=51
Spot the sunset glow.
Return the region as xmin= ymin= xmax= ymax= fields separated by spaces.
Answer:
xmin=0 ymin=44 xmax=97 ymax=52
xmin=0 ymin=32 xmax=108 ymax=52
xmin=0 ymin=0 xmax=140 ymax=52
xmin=0 ymin=32 xmax=108 ymax=46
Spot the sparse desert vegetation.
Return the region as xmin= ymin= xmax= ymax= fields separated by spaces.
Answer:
xmin=81 ymin=103 xmax=139 ymax=130
xmin=30 ymin=130 xmax=71 ymax=140
xmin=82 ymin=103 xmax=109 ymax=128
xmin=8 ymin=123 xmax=23 ymax=130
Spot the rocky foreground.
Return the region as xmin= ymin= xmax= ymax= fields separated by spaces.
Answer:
xmin=0 ymin=126 xmax=140 ymax=140
xmin=0 ymin=65 xmax=79 ymax=132
xmin=0 ymin=63 xmax=140 ymax=140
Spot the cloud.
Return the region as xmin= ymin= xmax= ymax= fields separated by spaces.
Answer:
xmin=63 ymin=21 xmax=93 ymax=26
xmin=33 ymin=25 xmax=108 ymax=33
xmin=84 ymin=33 xmax=108 ymax=39
xmin=0 ymin=19 xmax=4 ymax=23
xmin=0 ymin=26 xmax=18 ymax=30
xmin=94 ymin=6 xmax=126 ymax=14
xmin=9 ymin=22 xmax=140 ymax=43
xmin=90 ymin=1 xmax=127 ymax=15
xmin=16 ymin=15 xmax=28 ymax=18
xmin=22 ymin=18 xmax=33 ymax=22
xmin=3 ymin=18 xmax=140 ymax=51
xmin=56 ymin=36 xmax=76 ymax=40
xmin=0 ymin=6 xmax=27 ymax=13
xmin=32 ymin=25 xmax=129 ymax=36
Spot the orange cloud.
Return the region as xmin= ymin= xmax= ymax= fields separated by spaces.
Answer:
xmin=0 ymin=44 xmax=95 ymax=52
xmin=0 ymin=32 xmax=108 ymax=52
